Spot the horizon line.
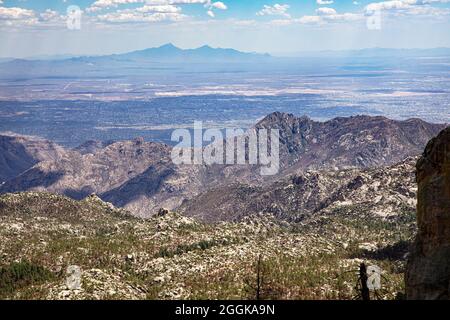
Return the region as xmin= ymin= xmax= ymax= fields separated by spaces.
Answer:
xmin=2 ymin=44 xmax=450 ymax=60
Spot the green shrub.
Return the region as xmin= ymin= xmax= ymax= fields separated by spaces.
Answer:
xmin=0 ymin=261 xmax=54 ymax=298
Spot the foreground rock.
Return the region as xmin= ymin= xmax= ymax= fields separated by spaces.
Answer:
xmin=406 ymin=127 xmax=450 ymax=300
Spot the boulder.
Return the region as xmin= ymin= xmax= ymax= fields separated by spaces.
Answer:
xmin=158 ymin=208 xmax=170 ymax=217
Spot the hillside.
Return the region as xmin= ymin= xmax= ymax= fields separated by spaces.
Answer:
xmin=256 ymin=112 xmax=446 ymax=170
xmin=0 ymin=133 xmax=67 ymax=183
xmin=2 ymin=126 xmax=445 ymax=299
xmin=0 ymin=168 xmax=415 ymax=300
xmin=0 ymin=113 xmax=445 ymax=218
xmin=180 ymin=157 xmax=417 ymax=222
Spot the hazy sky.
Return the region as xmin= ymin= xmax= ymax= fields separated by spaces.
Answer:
xmin=1 ymin=0 xmax=450 ymax=57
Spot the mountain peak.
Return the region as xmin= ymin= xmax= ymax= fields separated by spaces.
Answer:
xmin=158 ymin=43 xmax=179 ymax=50
xmin=256 ymin=112 xmax=311 ymax=128
xmin=112 ymin=44 xmax=270 ymax=62
xmin=196 ymin=45 xmax=213 ymax=50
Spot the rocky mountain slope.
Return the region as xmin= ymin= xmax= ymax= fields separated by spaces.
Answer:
xmin=1 ymin=138 xmax=172 ymax=200
xmin=406 ymin=126 xmax=450 ymax=300
xmin=256 ymin=112 xmax=445 ymax=170
xmin=180 ymin=157 xmax=417 ymax=223
xmin=0 ymin=113 xmax=446 ymax=218
xmin=73 ymin=140 xmax=115 ymax=155
xmin=0 ymin=133 xmax=67 ymax=183
xmin=0 ymin=123 xmax=447 ymax=300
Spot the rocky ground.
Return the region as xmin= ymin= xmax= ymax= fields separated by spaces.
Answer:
xmin=0 ymin=162 xmax=416 ymax=300
xmin=180 ymin=157 xmax=418 ymax=222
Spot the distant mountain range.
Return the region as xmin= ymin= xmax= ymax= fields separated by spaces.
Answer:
xmin=2 ymin=44 xmax=272 ymax=65
xmin=274 ymin=47 xmax=450 ymax=58
xmin=3 ymin=46 xmax=450 ymax=63
xmin=105 ymin=43 xmax=271 ymax=62
xmin=1 ymin=45 xmax=449 ymax=79
xmin=0 ymin=44 xmax=273 ymax=78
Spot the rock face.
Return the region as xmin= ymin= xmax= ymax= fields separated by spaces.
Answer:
xmin=256 ymin=112 xmax=446 ymax=170
xmin=406 ymin=126 xmax=450 ymax=300
xmin=73 ymin=140 xmax=115 ymax=155
xmin=0 ymin=139 xmax=172 ymax=199
xmin=0 ymin=134 xmax=66 ymax=183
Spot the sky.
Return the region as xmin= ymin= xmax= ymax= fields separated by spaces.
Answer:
xmin=0 ymin=0 xmax=450 ymax=57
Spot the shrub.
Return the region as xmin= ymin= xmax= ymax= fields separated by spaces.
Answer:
xmin=0 ymin=261 xmax=54 ymax=298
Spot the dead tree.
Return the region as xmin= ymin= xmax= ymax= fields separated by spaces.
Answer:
xmin=255 ymin=254 xmax=263 ymax=300
xmin=359 ymin=263 xmax=370 ymax=301
xmin=244 ymin=254 xmax=265 ymax=300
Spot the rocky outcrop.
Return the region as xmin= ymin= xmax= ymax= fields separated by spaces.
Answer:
xmin=406 ymin=126 xmax=450 ymax=300
xmin=73 ymin=140 xmax=115 ymax=155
